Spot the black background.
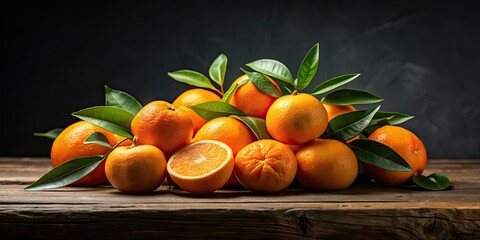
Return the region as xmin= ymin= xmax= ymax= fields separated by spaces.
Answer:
xmin=1 ymin=0 xmax=479 ymax=158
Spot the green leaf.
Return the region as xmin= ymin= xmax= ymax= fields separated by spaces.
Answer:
xmin=246 ymin=59 xmax=294 ymax=84
xmin=230 ymin=115 xmax=271 ymax=140
xmin=189 ymin=101 xmax=246 ymax=121
xmin=84 ymin=132 xmax=112 ymax=148
xmin=349 ymin=139 xmax=413 ymax=172
xmin=105 ymin=85 xmax=142 ymax=114
xmin=311 ymin=73 xmax=360 ymax=96
xmin=25 ymin=156 xmax=105 ymax=190
xmin=412 ymin=173 xmax=451 ymax=191
xmin=321 ymin=89 xmax=383 ymax=106
xmin=221 ymin=78 xmax=248 ymax=103
xmin=168 ymin=70 xmax=216 ymax=90
xmin=296 ymin=43 xmax=319 ymax=91
xmin=34 ymin=128 xmax=64 ymax=140
xmin=327 ymin=106 xmax=380 ymax=141
xmin=363 ymin=111 xmax=415 ymax=135
xmin=242 ymin=69 xmax=280 ymax=97
xmin=72 ymin=106 xmax=134 ymax=138
xmin=209 ymin=54 xmax=228 ymax=87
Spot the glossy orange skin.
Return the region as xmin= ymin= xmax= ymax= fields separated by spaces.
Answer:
xmin=234 ymin=139 xmax=297 ymax=192
xmin=105 ymin=145 xmax=167 ymax=193
xmin=229 ymin=74 xmax=281 ymax=119
xmin=173 ymin=89 xmax=221 ymax=135
xmin=363 ymin=126 xmax=427 ymax=186
xmin=50 ymin=121 xmax=117 ymax=186
xmin=266 ymin=93 xmax=328 ymax=145
xmin=296 ymin=139 xmax=358 ymax=190
xmin=131 ymin=101 xmax=193 ymax=158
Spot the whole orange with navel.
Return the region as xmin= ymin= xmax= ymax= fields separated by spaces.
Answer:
xmin=363 ymin=125 xmax=427 ymax=186
xmin=266 ymin=92 xmax=328 ymax=145
xmin=228 ymin=74 xmax=281 ymax=119
xmin=131 ymin=101 xmax=193 ymax=158
xmin=50 ymin=121 xmax=117 ymax=186
xmin=105 ymin=137 xmax=167 ymax=194
xmin=173 ymin=88 xmax=221 ymax=135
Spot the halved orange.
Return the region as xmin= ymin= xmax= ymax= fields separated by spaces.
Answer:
xmin=167 ymin=140 xmax=234 ymax=194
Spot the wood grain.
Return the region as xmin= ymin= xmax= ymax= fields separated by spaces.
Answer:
xmin=0 ymin=158 xmax=479 ymax=239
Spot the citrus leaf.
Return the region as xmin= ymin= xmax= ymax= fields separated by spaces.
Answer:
xmin=84 ymin=132 xmax=112 ymax=148
xmin=230 ymin=115 xmax=271 ymax=140
xmin=327 ymin=106 xmax=380 ymax=141
xmin=72 ymin=106 xmax=134 ymax=138
xmin=364 ymin=111 xmax=415 ymax=135
xmin=246 ymin=59 xmax=294 ymax=84
xmin=209 ymin=53 xmax=228 ymax=87
xmin=242 ymin=69 xmax=280 ymax=97
xmin=296 ymin=43 xmax=319 ymax=91
xmin=311 ymin=73 xmax=360 ymax=96
xmin=34 ymin=128 xmax=64 ymax=140
xmin=167 ymin=70 xmax=216 ymax=90
xmin=412 ymin=173 xmax=451 ymax=191
xmin=105 ymin=85 xmax=142 ymax=115
xmin=349 ymin=139 xmax=413 ymax=172
xmin=278 ymin=81 xmax=294 ymax=95
xmin=221 ymin=78 xmax=248 ymax=103
xmin=25 ymin=156 xmax=105 ymax=191
xmin=321 ymin=89 xmax=383 ymax=106
xmin=189 ymin=101 xmax=246 ymax=121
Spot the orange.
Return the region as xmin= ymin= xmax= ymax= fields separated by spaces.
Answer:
xmin=229 ymin=74 xmax=281 ymax=119
xmin=235 ymin=139 xmax=297 ymax=192
xmin=296 ymin=139 xmax=358 ymax=190
xmin=167 ymin=140 xmax=234 ymax=194
xmin=323 ymin=103 xmax=356 ymax=122
xmin=363 ymin=125 xmax=427 ymax=186
xmin=105 ymin=142 xmax=167 ymax=193
xmin=50 ymin=121 xmax=117 ymax=186
xmin=285 ymin=144 xmax=304 ymax=154
xmin=131 ymin=101 xmax=193 ymax=158
xmin=234 ymin=139 xmax=297 ymax=192
xmin=266 ymin=93 xmax=328 ymax=145
xmin=193 ymin=116 xmax=256 ymax=186
xmin=323 ymin=103 xmax=360 ymax=142
xmin=114 ymin=134 xmax=133 ymax=146
xmin=173 ymin=88 xmax=221 ymax=135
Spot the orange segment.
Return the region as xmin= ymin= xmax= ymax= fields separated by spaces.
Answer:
xmin=167 ymin=140 xmax=234 ymax=194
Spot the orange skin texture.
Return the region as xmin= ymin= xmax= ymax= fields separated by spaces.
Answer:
xmin=234 ymin=139 xmax=297 ymax=192
xmin=50 ymin=121 xmax=117 ymax=186
xmin=131 ymin=101 xmax=193 ymax=158
xmin=105 ymin=145 xmax=167 ymax=193
xmin=364 ymin=126 xmax=427 ymax=186
xmin=173 ymin=89 xmax=221 ymax=135
xmin=266 ymin=93 xmax=328 ymax=145
xmin=323 ymin=103 xmax=359 ymax=142
xmin=229 ymin=74 xmax=281 ymax=119
xmin=296 ymin=139 xmax=358 ymax=190
xmin=193 ymin=117 xmax=257 ymax=187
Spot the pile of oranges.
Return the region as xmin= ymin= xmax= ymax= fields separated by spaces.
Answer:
xmin=40 ymin=44 xmax=429 ymax=194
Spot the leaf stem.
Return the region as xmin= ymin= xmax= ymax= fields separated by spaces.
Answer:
xmin=213 ymin=87 xmax=224 ymax=97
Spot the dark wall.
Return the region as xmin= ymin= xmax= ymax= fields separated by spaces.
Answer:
xmin=2 ymin=0 xmax=479 ymax=158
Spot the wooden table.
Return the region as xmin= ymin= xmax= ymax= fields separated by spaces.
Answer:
xmin=0 ymin=158 xmax=479 ymax=239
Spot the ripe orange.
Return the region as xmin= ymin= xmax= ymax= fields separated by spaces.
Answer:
xmin=173 ymin=88 xmax=221 ymax=134
xmin=105 ymin=143 xmax=167 ymax=193
xmin=229 ymin=74 xmax=281 ymax=119
xmin=114 ymin=134 xmax=133 ymax=146
xmin=266 ymin=93 xmax=328 ymax=145
xmin=323 ymin=103 xmax=360 ymax=142
xmin=234 ymin=139 xmax=297 ymax=192
xmin=131 ymin=101 xmax=193 ymax=158
xmin=363 ymin=125 xmax=427 ymax=186
xmin=167 ymin=140 xmax=234 ymax=194
xmin=323 ymin=103 xmax=356 ymax=121
xmin=193 ymin=116 xmax=257 ymax=186
xmin=50 ymin=121 xmax=117 ymax=186
xmin=296 ymin=139 xmax=358 ymax=190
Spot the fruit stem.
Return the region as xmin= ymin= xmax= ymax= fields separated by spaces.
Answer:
xmin=292 ymin=90 xmax=299 ymax=95
xmin=167 ymin=105 xmax=176 ymax=111
xmin=131 ymin=136 xmax=138 ymax=147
